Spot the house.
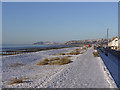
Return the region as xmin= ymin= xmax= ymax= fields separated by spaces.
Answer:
xmin=118 ymin=39 xmax=120 ymax=49
xmin=108 ymin=36 xmax=119 ymax=50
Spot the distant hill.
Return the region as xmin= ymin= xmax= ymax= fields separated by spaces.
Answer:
xmin=33 ymin=39 xmax=110 ymax=46
xmin=63 ymin=39 xmax=109 ymax=46
xmin=33 ymin=41 xmax=59 ymax=45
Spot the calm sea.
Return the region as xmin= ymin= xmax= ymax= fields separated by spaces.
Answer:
xmin=1 ymin=44 xmax=69 ymax=52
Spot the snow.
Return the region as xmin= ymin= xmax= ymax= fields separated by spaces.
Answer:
xmin=1 ymin=47 xmax=117 ymax=88
xmin=43 ymin=48 xmax=117 ymax=88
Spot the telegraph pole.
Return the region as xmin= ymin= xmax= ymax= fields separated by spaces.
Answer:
xmin=107 ymin=28 xmax=109 ymax=46
xmin=107 ymin=28 xmax=111 ymax=47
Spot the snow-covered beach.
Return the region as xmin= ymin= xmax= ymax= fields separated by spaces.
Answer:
xmin=2 ymin=47 xmax=117 ymax=88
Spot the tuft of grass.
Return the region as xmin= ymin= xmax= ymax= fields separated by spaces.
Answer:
xmin=48 ymin=61 xmax=54 ymax=65
xmin=9 ymin=77 xmax=23 ymax=85
xmin=68 ymin=51 xmax=80 ymax=55
xmin=55 ymin=47 xmax=87 ymax=56
xmin=93 ymin=50 xmax=99 ymax=57
xmin=37 ymin=59 xmax=49 ymax=65
xmin=74 ymin=48 xmax=82 ymax=51
xmin=49 ymin=57 xmax=60 ymax=61
xmin=10 ymin=63 xmax=24 ymax=67
xmin=74 ymin=49 xmax=79 ymax=51
xmin=66 ymin=56 xmax=72 ymax=57
xmin=48 ymin=61 xmax=59 ymax=65
xmin=65 ymin=53 xmax=71 ymax=55
xmin=58 ymin=57 xmax=71 ymax=65
xmin=58 ymin=53 xmax=66 ymax=55
xmin=43 ymin=58 xmax=49 ymax=62
xmin=48 ymin=56 xmax=71 ymax=65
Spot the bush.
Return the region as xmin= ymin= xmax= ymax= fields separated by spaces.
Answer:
xmin=9 ymin=77 xmax=23 ymax=85
xmin=93 ymin=50 xmax=99 ymax=57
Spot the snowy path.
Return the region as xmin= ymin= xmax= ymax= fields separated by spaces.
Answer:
xmin=43 ymin=48 xmax=115 ymax=88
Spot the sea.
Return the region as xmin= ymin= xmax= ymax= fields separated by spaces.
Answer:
xmin=1 ymin=44 xmax=70 ymax=52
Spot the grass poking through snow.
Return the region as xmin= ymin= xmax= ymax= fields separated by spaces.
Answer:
xmin=93 ymin=50 xmax=100 ymax=57
xmin=10 ymin=63 xmax=24 ymax=67
xmin=49 ymin=57 xmax=60 ymax=61
xmin=37 ymin=56 xmax=71 ymax=65
xmin=37 ymin=47 xmax=88 ymax=66
xmin=9 ymin=77 xmax=23 ymax=85
xmin=36 ymin=58 xmax=49 ymax=65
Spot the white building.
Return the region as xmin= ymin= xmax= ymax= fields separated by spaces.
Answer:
xmin=108 ymin=37 xmax=119 ymax=50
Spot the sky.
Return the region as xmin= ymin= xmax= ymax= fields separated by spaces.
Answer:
xmin=2 ymin=2 xmax=118 ymax=44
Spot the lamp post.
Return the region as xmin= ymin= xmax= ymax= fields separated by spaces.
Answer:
xmin=107 ymin=28 xmax=111 ymax=47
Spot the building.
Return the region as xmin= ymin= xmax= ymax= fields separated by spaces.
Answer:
xmin=108 ymin=36 xmax=119 ymax=50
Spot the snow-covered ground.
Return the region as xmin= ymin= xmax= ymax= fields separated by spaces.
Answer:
xmin=2 ymin=47 xmax=117 ymax=88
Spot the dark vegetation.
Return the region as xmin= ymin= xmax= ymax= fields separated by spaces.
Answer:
xmin=36 ymin=58 xmax=49 ymax=65
xmin=37 ymin=47 xmax=88 ymax=65
xmin=10 ymin=63 xmax=24 ymax=67
xmin=9 ymin=77 xmax=23 ymax=85
xmin=57 ymin=47 xmax=88 ymax=55
xmin=93 ymin=50 xmax=100 ymax=57
xmin=37 ymin=56 xmax=71 ymax=65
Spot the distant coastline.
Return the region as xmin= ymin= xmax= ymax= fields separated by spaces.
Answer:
xmin=1 ymin=44 xmax=75 ymax=55
xmin=33 ymin=41 xmax=59 ymax=45
xmin=2 ymin=44 xmax=69 ymax=51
